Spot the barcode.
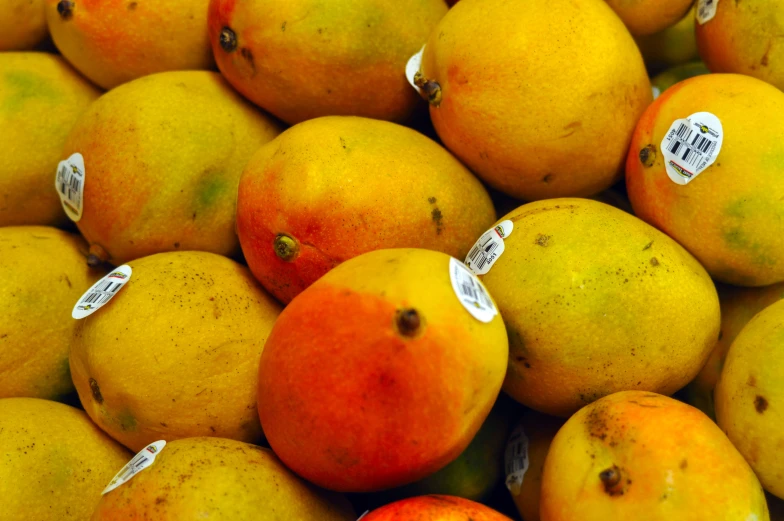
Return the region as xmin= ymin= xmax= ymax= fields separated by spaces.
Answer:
xmin=56 ymin=164 xmax=82 ymax=207
xmin=667 ymin=123 xmax=715 ymax=167
xmin=467 ymin=237 xmax=499 ymax=272
xmin=116 ymin=455 xmax=148 ymax=482
xmin=79 ymin=281 xmax=122 ymax=305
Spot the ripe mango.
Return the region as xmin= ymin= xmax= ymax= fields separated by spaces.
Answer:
xmin=478 ymin=198 xmax=719 ymax=417
xmin=362 ymin=495 xmax=513 ymax=521
xmin=236 ymin=115 xmax=495 ymax=303
xmin=605 ymin=0 xmax=692 ymax=36
xmin=0 ymin=0 xmax=47 ymax=50
xmin=0 ymin=226 xmax=101 ymax=400
xmin=70 ymin=251 xmax=282 ymax=452
xmin=61 ymin=70 xmax=281 ymax=265
xmin=208 ymin=0 xmax=447 ymax=124
xmin=1 ymin=52 xmax=100 ymax=227
xmin=0 ymin=397 xmax=131 ymax=521
xmin=635 ymin=6 xmax=699 ymax=67
xmin=696 ymin=0 xmax=784 ymax=91
xmin=686 ymin=282 xmax=784 ymax=420
xmin=92 ymin=437 xmax=356 ymax=521
xmin=258 ymin=248 xmax=508 ymax=492
xmin=626 ymin=73 xmax=784 ymax=286
xmin=540 ymin=391 xmax=769 ymax=521
xmin=415 ymin=0 xmax=651 ymax=200
xmin=45 ymin=0 xmax=215 ymax=89
xmin=716 ymin=299 xmax=784 ymax=499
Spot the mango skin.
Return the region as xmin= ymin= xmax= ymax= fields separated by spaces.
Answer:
xmin=716 ymin=299 xmax=784 ymax=499
xmin=481 ymin=198 xmax=719 ymax=417
xmin=636 ymin=7 xmax=699 ymax=67
xmin=70 ymin=251 xmax=282 ymax=452
xmin=605 ymin=0 xmax=693 ymax=36
xmin=419 ymin=0 xmax=651 ymax=201
xmin=0 ymin=226 xmax=102 ymax=400
xmin=362 ymin=495 xmax=513 ymax=520
xmin=92 ymin=437 xmax=356 ymax=521
xmin=540 ymin=391 xmax=770 ymax=521
xmin=696 ymin=0 xmax=784 ymax=91
xmin=45 ymin=0 xmax=215 ymax=90
xmin=258 ymin=248 xmax=508 ymax=492
xmin=686 ymin=282 xmax=784 ymax=420
xmin=1 ymin=52 xmax=100 ymax=227
xmin=61 ymin=70 xmax=281 ymax=265
xmin=0 ymin=397 xmax=132 ymax=521
xmin=0 ymin=0 xmax=47 ymax=50
xmin=625 ymin=73 xmax=784 ymax=287
xmin=208 ymin=0 xmax=447 ymax=124
xmin=650 ymin=61 xmax=710 ymax=98
xmin=236 ymin=115 xmax=495 ymax=304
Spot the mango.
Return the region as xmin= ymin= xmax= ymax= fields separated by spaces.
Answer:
xmin=415 ymin=0 xmax=651 ymax=201
xmin=635 ymin=6 xmax=699 ymax=66
xmin=540 ymin=391 xmax=769 ymax=521
xmin=0 ymin=397 xmax=132 ymax=521
xmin=92 ymin=437 xmax=356 ymax=521
xmin=236 ymin=115 xmax=496 ymax=303
xmin=696 ymin=0 xmax=784 ymax=91
xmin=650 ymin=61 xmax=710 ymax=99
xmin=362 ymin=495 xmax=513 ymax=520
xmin=626 ymin=73 xmax=784 ymax=286
xmin=0 ymin=0 xmax=47 ymax=50
xmin=0 ymin=226 xmax=101 ymax=400
xmin=258 ymin=248 xmax=508 ymax=492
xmin=1 ymin=52 xmax=100 ymax=227
xmin=716 ymin=299 xmax=784 ymax=499
xmin=507 ymin=410 xmax=563 ymax=521
xmin=70 ymin=251 xmax=282 ymax=452
xmin=208 ymin=0 xmax=447 ymax=124
xmin=45 ymin=0 xmax=214 ymax=89
xmin=477 ymin=198 xmax=719 ymax=417
xmin=686 ymin=282 xmax=784 ymax=420
xmin=605 ymin=0 xmax=692 ymax=36
xmin=60 ymin=70 xmax=281 ymax=265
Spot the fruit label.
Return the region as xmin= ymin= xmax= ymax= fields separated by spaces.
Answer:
xmin=449 ymin=257 xmax=498 ymax=323
xmin=465 ymin=220 xmax=514 ymax=275
xmin=356 ymin=511 xmax=370 ymax=520
xmin=406 ymin=45 xmax=425 ymax=95
xmin=661 ymin=112 xmax=723 ymax=185
xmin=72 ymin=265 xmax=132 ymax=319
xmin=504 ymin=424 xmax=530 ymax=496
xmin=102 ymin=440 xmax=166 ymax=495
xmin=696 ymin=0 xmax=719 ymax=25
xmin=55 ymin=153 xmax=85 ymax=222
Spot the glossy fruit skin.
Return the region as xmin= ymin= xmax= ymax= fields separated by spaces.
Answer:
xmin=362 ymin=495 xmax=514 ymax=521
xmin=236 ymin=115 xmax=495 ymax=304
xmin=716 ymin=299 xmax=784 ymax=500
xmin=626 ymin=73 xmax=784 ymax=287
xmin=208 ymin=0 xmax=447 ymax=124
xmin=419 ymin=0 xmax=651 ymax=201
xmin=540 ymin=391 xmax=770 ymax=521
xmin=605 ymin=0 xmax=693 ymax=36
xmin=258 ymin=248 xmax=508 ymax=492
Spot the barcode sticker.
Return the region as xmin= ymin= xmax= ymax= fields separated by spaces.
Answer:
xmin=661 ymin=112 xmax=723 ymax=185
xmin=406 ymin=45 xmax=425 ymax=94
xmin=465 ymin=220 xmax=514 ymax=275
xmin=55 ymin=153 xmax=85 ymax=222
xmin=504 ymin=424 xmax=530 ymax=496
xmin=102 ymin=440 xmax=166 ymax=495
xmin=696 ymin=0 xmax=719 ymax=25
xmin=72 ymin=265 xmax=132 ymax=319
xmin=449 ymin=257 xmax=498 ymax=323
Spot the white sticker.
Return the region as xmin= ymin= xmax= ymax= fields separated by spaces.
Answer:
xmin=652 ymin=86 xmax=661 ymax=100
xmin=696 ymin=0 xmax=719 ymax=25
xmin=504 ymin=424 xmax=530 ymax=496
xmin=357 ymin=511 xmax=370 ymax=520
xmin=406 ymin=45 xmax=425 ymax=94
xmin=55 ymin=153 xmax=85 ymax=222
xmin=102 ymin=440 xmax=166 ymax=495
xmin=449 ymin=257 xmax=498 ymax=323
xmin=72 ymin=265 xmax=132 ymax=319
xmin=661 ymin=112 xmax=723 ymax=185
xmin=465 ymin=220 xmax=514 ymax=275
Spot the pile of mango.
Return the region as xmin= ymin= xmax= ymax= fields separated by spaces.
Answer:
xmin=2 ymin=0 xmax=783 ymax=520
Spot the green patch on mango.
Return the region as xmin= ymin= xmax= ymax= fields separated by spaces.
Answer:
xmin=1 ymin=71 xmax=60 ymax=114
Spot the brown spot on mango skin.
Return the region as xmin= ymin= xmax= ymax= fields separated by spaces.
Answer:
xmin=755 ymin=395 xmax=768 ymax=413
xmin=599 ymin=465 xmax=627 ymax=496
xmin=431 ymin=208 xmax=443 ymax=234
xmin=535 ymin=234 xmax=551 ymax=246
